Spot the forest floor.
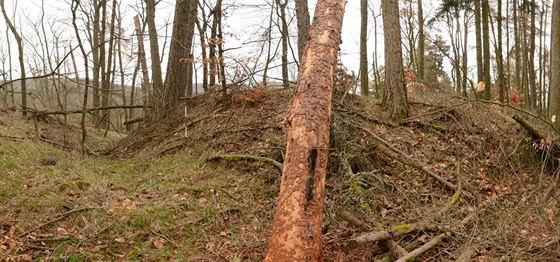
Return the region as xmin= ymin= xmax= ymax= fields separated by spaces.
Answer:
xmin=1 ymin=87 xmax=560 ymax=261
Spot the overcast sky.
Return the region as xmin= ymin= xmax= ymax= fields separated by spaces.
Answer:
xmin=0 ymin=0 xmax=553 ymax=90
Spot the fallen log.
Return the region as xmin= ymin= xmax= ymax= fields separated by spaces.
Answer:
xmin=513 ymin=114 xmax=560 ymax=156
xmin=123 ymin=117 xmax=144 ymax=125
xmin=512 ymin=115 xmax=547 ymax=140
xmin=347 ymin=223 xmax=438 ymax=249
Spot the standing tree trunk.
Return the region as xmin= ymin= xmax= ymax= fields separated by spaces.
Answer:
xmin=496 ymin=0 xmax=506 ymax=102
xmin=539 ymin=0 xmax=548 ymax=112
xmin=461 ymin=13 xmax=468 ymax=95
xmin=208 ymin=0 xmax=221 ymax=90
xmin=359 ymin=0 xmax=369 ymax=96
xmin=381 ymin=0 xmax=408 ymax=120
xmin=514 ymin=0 xmax=521 ymax=91
xmin=417 ymin=0 xmax=424 ymax=81
xmin=277 ymin=0 xmax=290 ymax=90
xmin=295 ymin=0 xmax=310 ymax=62
xmin=134 ymin=15 xmax=151 ymax=115
xmin=550 ymin=0 xmax=560 ymax=125
xmin=160 ymin=0 xmax=198 ymax=116
xmin=146 ymin=0 xmax=164 ymax=105
xmin=100 ymin=0 xmax=118 ymax=130
xmin=71 ymin=0 xmax=90 ymax=154
xmin=474 ymin=0 xmax=483 ymax=84
xmin=481 ymin=0 xmax=492 ymax=100
xmin=372 ymin=7 xmax=381 ymax=97
xmin=528 ymin=2 xmax=537 ymax=110
xmin=264 ymin=0 xmax=346 ymax=260
xmin=91 ymin=0 xmax=102 ymax=121
xmin=0 ymin=0 xmax=26 ymax=115
xmin=195 ymin=10 xmax=208 ymax=92
xmin=216 ymin=4 xmax=227 ymax=102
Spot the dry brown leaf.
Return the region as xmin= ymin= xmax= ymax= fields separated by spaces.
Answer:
xmin=153 ymin=238 xmax=165 ymax=249
xmin=114 ymin=237 xmax=126 ymax=243
xmin=19 ymin=254 xmax=32 ymax=261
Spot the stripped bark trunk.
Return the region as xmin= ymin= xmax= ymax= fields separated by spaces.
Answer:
xmin=264 ymin=0 xmax=346 ymax=260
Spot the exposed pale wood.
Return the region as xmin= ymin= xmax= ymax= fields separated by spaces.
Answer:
xmin=337 ymin=209 xmax=369 ymax=231
xmin=265 ymin=0 xmax=346 ymax=260
xmin=348 ymin=224 xmax=437 ymax=249
xmin=386 ymin=239 xmax=409 ymax=258
xmin=395 ymin=232 xmax=452 ymax=262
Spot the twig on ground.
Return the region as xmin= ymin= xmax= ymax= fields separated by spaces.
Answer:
xmin=0 ymin=134 xmax=25 ymax=141
xmin=19 ymin=207 xmax=99 ymax=237
xmin=376 ymin=143 xmax=457 ymax=191
xmin=150 ymin=230 xmax=179 ymax=248
xmin=23 ymin=236 xmax=73 ymax=242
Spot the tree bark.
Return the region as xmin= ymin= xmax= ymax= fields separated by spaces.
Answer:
xmin=496 ymin=0 xmax=506 ymax=102
xmin=481 ymin=0 xmax=491 ymax=100
xmin=71 ymin=0 xmax=90 ymax=155
xmin=195 ymin=8 xmax=208 ymax=92
xmin=264 ymin=0 xmax=346 ymax=260
xmin=474 ymin=0 xmax=483 ymax=84
xmin=359 ymin=0 xmax=369 ymax=96
xmin=529 ymin=2 xmax=537 ymax=109
xmin=277 ymin=0 xmax=290 ymax=90
xmin=146 ymin=0 xmax=164 ymax=103
xmin=417 ymin=0 xmax=424 ymax=81
xmin=550 ymin=0 xmax=560 ymax=126
xmin=295 ymin=0 xmax=310 ymax=62
xmin=514 ymin=0 xmax=521 ymax=91
xmin=100 ymin=0 xmax=118 ymax=129
xmin=134 ymin=15 xmax=151 ymax=115
xmin=381 ymin=0 xmax=408 ymax=120
xmin=160 ymin=0 xmax=198 ymax=115
xmin=91 ymin=0 xmax=102 ymax=121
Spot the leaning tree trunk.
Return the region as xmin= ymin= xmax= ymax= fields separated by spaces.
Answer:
xmin=264 ymin=0 xmax=346 ymax=260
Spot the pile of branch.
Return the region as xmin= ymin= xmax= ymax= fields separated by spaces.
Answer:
xmin=344 ymin=193 xmax=500 ymax=261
